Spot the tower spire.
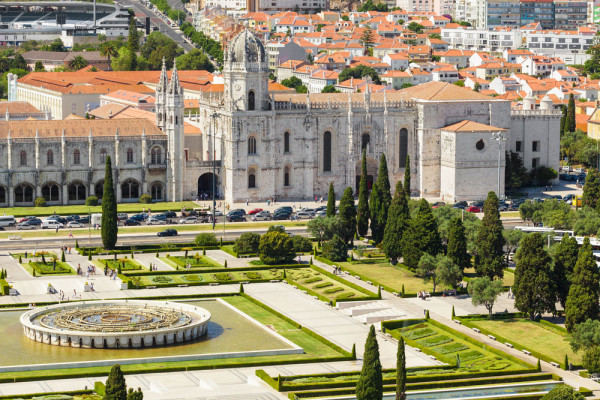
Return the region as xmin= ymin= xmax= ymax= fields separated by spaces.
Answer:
xmin=158 ymin=57 xmax=168 ymax=92
xmin=168 ymin=62 xmax=182 ymax=95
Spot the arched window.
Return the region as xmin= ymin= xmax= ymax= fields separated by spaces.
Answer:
xmin=14 ymin=183 xmax=34 ymax=203
xmin=248 ymin=136 xmax=257 ymax=155
xmin=94 ymin=180 xmax=104 ymax=199
xmin=399 ymin=128 xmax=408 ymax=168
xmin=46 ymin=150 xmax=54 ymax=166
xmin=284 ymin=166 xmax=290 ymax=187
xmin=323 ymin=131 xmax=332 ymax=172
xmin=151 ymin=182 xmax=163 ymax=201
xmin=248 ymin=90 xmax=255 ymax=111
xmin=68 ymin=181 xmax=86 ymax=202
xmin=73 ymin=149 xmax=81 ymax=165
xmin=126 ymin=148 xmax=134 ymax=164
xmin=99 ymin=149 xmax=107 ymax=164
xmin=284 ymin=132 xmax=290 ymax=153
xmin=151 ymin=146 xmax=162 ymax=164
xmin=361 ymin=133 xmax=370 ymax=151
xmin=19 ymin=151 xmax=27 ymax=166
xmin=248 ymin=167 xmax=256 ymax=188
xmin=121 ymin=179 xmax=140 ymax=199
xmin=0 ymin=186 xmax=6 ymax=204
xmin=42 ymin=182 xmax=60 ymax=202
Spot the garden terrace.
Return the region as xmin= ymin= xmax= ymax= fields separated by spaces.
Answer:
xmin=130 ymin=268 xmax=286 ymax=288
xmin=161 ymin=255 xmax=223 ymax=269
xmin=96 ymin=258 xmax=147 ymax=272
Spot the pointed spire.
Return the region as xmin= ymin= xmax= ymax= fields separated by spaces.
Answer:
xmin=158 ymin=57 xmax=168 ymax=92
xmin=168 ymin=62 xmax=181 ymax=94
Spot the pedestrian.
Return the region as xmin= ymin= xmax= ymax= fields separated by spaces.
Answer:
xmin=55 ymin=226 xmax=58 ymax=233
xmin=246 ymin=199 xmax=249 ymax=206
xmin=68 ymin=246 xmax=71 ymax=254
xmin=69 ymin=230 xmax=73 ymax=238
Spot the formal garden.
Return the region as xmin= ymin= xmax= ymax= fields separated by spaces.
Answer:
xmin=95 ymin=258 xmax=147 ymax=272
xmin=11 ymin=251 xmax=74 ymax=276
xmin=160 ymin=254 xmax=223 ymax=269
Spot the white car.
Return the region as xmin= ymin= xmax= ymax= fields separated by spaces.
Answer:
xmin=252 ymin=211 xmax=272 ymax=221
xmin=295 ymin=209 xmax=316 ymax=219
xmin=147 ymin=217 xmax=166 ymax=225
xmin=41 ymin=220 xmax=64 ymax=229
xmin=178 ymin=216 xmax=198 ymax=224
xmin=67 ymin=221 xmax=84 ymax=228
xmin=17 ymin=222 xmax=36 ymax=230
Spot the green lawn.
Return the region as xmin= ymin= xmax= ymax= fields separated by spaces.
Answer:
xmin=468 ymin=319 xmax=581 ymax=365
xmin=162 ymin=255 xmax=223 ymax=269
xmin=136 ymin=268 xmax=285 ymax=287
xmin=3 ymin=201 xmax=198 ymax=218
xmin=22 ymin=260 xmax=74 ymax=276
xmin=338 ymin=259 xmax=452 ymax=294
xmin=286 ymin=268 xmax=375 ymax=301
xmin=96 ymin=258 xmax=147 ymax=271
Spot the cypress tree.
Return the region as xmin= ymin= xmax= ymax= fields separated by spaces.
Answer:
xmin=326 ymin=182 xmax=336 ymax=218
xmin=513 ymin=233 xmax=556 ymax=321
xmin=127 ymin=17 xmax=140 ymax=53
xmin=105 ymin=364 xmax=127 ymax=400
xmin=582 ymin=169 xmax=600 ymax=210
xmin=447 ymin=217 xmax=470 ymax=271
xmin=401 ymin=199 xmax=441 ymax=269
xmin=552 ymin=235 xmax=579 ymax=308
xmin=559 ymin=105 xmax=567 ymax=135
xmin=404 ymin=155 xmax=411 ymax=197
xmin=474 ymin=191 xmax=505 ymax=279
xmin=369 ymin=154 xmax=392 ymax=243
xmin=395 ymin=337 xmax=406 ymax=400
xmin=61 ymin=250 xmax=66 ymax=262
xmin=338 ymin=187 xmax=357 ymax=247
xmin=101 ymin=156 xmax=118 ymax=250
xmin=355 ymin=325 xmax=383 ymax=400
xmin=567 ymin=93 xmax=576 ymax=133
xmin=357 ymin=149 xmax=370 ymax=237
xmin=565 ymin=237 xmax=600 ymax=332
xmin=383 ymin=181 xmax=409 ymax=264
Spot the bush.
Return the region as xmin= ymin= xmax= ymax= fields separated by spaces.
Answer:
xmin=85 ymin=196 xmax=98 ymax=206
xmin=258 ymin=231 xmax=296 ymax=265
xmin=235 ymin=232 xmax=260 ymax=254
xmin=195 ymin=233 xmax=218 ymax=247
xmin=322 ymin=235 xmax=347 ymax=262
xmin=139 ymin=193 xmax=152 ymax=203
xmin=292 ymin=235 xmax=313 ymax=253
xmin=34 ymin=197 xmax=46 ymax=207
xmin=213 ymin=273 xmax=233 ymax=281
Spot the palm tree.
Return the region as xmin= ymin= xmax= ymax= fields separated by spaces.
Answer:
xmin=99 ymin=42 xmax=118 ymax=70
xmin=68 ymin=55 xmax=88 ymax=70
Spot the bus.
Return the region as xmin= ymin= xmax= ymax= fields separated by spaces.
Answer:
xmin=0 ymin=216 xmax=15 ymax=227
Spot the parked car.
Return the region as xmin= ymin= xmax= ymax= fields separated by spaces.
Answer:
xmin=466 ymin=206 xmax=481 ymax=213
xmin=315 ymin=210 xmax=327 ymax=218
xmin=563 ymin=194 xmax=575 ymax=204
xmin=65 ymin=215 xmax=81 ymax=222
xmin=453 ymin=201 xmax=468 ymax=209
xmin=41 ymin=219 xmax=64 ymax=229
xmin=248 ymin=208 xmax=263 ymax=215
xmin=157 ymin=229 xmax=178 ymax=237
xmin=315 ymin=206 xmax=327 ymax=212
xmin=117 ymin=213 xmax=129 ymax=221
xmin=17 ymin=221 xmax=37 ymax=230
xmin=147 ymin=217 xmax=166 ymax=225
xmin=123 ymin=219 xmax=141 ymax=226
xmin=163 ymin=211 xmax=177 ymax=218
xmin=25 ymin=217 xmax=42 ymax=226
xmin=295 ymin=209 xmax=316 ymax=219
xmin=153 ymin=214 xmax=168 ymax=220
xmin=79 ymin=216 xmax=90 ymax=224
xmin=130 ymin=213 xmax=147 ymax=221
xmin=275 ymin=206 xmax=293 ymax=214
xmin=273 ymin=211 xmax=291 ymax=220
xmin=19 ymin=216 xmax=37 ymax=223
xmin=227 ymin=213 xmax=246 ymax=222
xmin=252 ymin=211 xmax=272 ymax=221
xmin=431 ymin=202 xmax=445 ymax=209
xmin=67 ymin=221 xmax=84 ymax=228
xmin=229 ymin=208 xmax=246 ymax=215
xmin=179 ymin=216 xmax=198 ymax=224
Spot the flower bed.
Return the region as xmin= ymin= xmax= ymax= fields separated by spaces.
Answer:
xmin=28 ymin=261 xmax=72 ymax=275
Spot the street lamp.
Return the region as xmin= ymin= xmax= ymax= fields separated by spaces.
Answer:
xmin=209 ymin=112 xmax=220 ymax=230
xmin=492 ymin=131 xmax=507 ymax=199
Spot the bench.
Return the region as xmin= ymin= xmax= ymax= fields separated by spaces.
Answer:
xmin=240 ymin=281 xmax=249 ymax=284
xmin=239 ymin=255 xmax=252 ymax=258
xmin=177 ymin=284 xmax=188 ymax=287
xmin=505 ymin=342 xmax=514 ymax=348
xmin=270 ymin=280 xmax=280 ymax=283
xmin=488 ymin=335 xmax=496 ymax=340
xmin=302 ymin=290 xmax=308 ymax=294
xmin=354 ymin=276 xmax=361 ymax=280
xmin=146 ymin=286 xmax=157 ymax=289
xmin=550 ymin=362 xmax=560 ymax=367
xmin=522 ymin=350 xmax=531 ymax=356
xmin=393 ymin=292 xmax=400 ymax=297
xmin=367 ymin=281 xmax=373 ymax=285
xmin=453 ymin=320 xmax=462 ymax=324
xmin=209 ymin=283 xmax=219 ymax=286
xmin=429 ymin=355 xmax=437 ymax=360
xmin=472 ymin=328 xmax=481 ymax=333
xmin=8 ymin=235 xmax=21 ymax=240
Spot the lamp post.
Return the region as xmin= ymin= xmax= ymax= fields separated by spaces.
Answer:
xmin=492 ymin=131 xmax=507 ymax=200
xmin=209 ymin=112 xmax=220 ymax=230
xmin=88 ymin=206 xmax=91 ymax=243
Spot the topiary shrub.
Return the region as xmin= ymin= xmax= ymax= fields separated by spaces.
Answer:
xmin=139 ymin=193 xmax=152 ymax=204
xmin=322 ymin=235 xmax=348 ymax=262
xmin=234 ymin=232 xmax=261 ymax=254
xmin=258 ymin=231 xmax=295 ymax=265
xmin=195 ymin=232 xmax=218 ymax=247
xmin=85 ymin=196 xmax=98 ymax=206
xmin=292 ymin=235 xmax=313 ymax=253
xmin=34 ymin=197 xmax=46 ymax=207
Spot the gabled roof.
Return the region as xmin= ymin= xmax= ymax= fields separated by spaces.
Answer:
xmin=397 ymin=81 xmax=495 ymax=101
xmin=443 ymin=120 xmax=506 ymax=132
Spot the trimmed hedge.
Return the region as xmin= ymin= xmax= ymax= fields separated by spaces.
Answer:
xmin=256 ymin=369 xmax=281 ymax=391
xmin=309 ymin=264 xmax=379 ymax=299
xmin=94 ymin=381 xmax=106 ymax=396
xmin=78 ymin=242 xmax=235 ymax=255
xmin=0 ymin=279 xmax=9 ymax=296
xmin=0 ymin=389 xmax=93 ymax=399
xmin=123 ymin=265 xmax=305 ymax=276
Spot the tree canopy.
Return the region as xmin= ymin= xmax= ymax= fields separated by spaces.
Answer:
xmin=338 ymin=65 xmax=382 ymax=85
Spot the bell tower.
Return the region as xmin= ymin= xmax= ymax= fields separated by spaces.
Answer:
xmin=165 ymin=63 xmax=185 ymax=201
xmin=155 ymin=58 xmax=168 ymax=130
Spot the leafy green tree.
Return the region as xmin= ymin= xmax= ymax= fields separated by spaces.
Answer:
xmin=565 ymin=94 xmax=576 ymax=134
xmin=127 ymin=388 xmax=143 ymax=400
xmin=321 ymin=84 xmax=340 ymax=93
xmin=127 ymin=17 xmax=141 ymax=53
xmin=583 ymin=169 xmax=600 ymax=210
xmin=69 ymin=55 xmax=88 ymax=70
xmin=584 ymin=32 xmax=600 ymax=78
xmin=357 ymin=149 xmax=370 ymax=237
xmin=395 ymin=337 xmax=406 ymax=400
xmin=281 ymin=76 xmax=304 ymax=89
xmin=326 ymin=182 xmax=336 ymax=217
xmin=505 ymin=151 xmax=530 ymax=190
xmin=100 ymin=41 xmax=119 ymax=67
xmin=258 ymin=231 xmax=295 ymax=265
xmin=111 ymin=47 xmax=137 ymax=71
xmin=401 ymin=199 xmax=441 ymax=269
xmin=292 ymin=235 xmax=313 ymax=253
xmin=175 ymin=49 xmax=214 ymax=72
xmin=338 ymin=187 xmax=357 ymax=246
xmin=338 ymin=64 xmax=382 ymax=85
xmin=307 ymin=216 xmax=340 ymax=246
xmin=582 ymin=346 xmax=600 ymax=374
xmin=141 ymin=32 xmax=184 ymax=70
xmin=570 ymin=319 xmax=600 ymax=352
xmin=475 ymin=192 xmax=505 ymax=279
xmin=360 ymin=25 xmax=375 ymax=55
xmin=468 ymin=277 xmax=504 ymax=319
xmin=234 ymin=232 xmax=260 ymax=254
xmin=565 ymin=237 xmax=600 ymax=332
xmin=322 ymin=234 xmax=348 ymax=261
xmin=542 ymin=386 xmax=584 ymax=400
xmin=407 ymin=22 xmax=424 ymax=33
xmin=104 ymin=364 xmax=127 ymax=400
xmin=436 ymin=254 xmax=463 ymax=289
xmin=514 ymin=233 xmax=556 ymax=320
xmin=34 ymin=61 xmax=45 ymax=72
xmin=404 ymin=155 xmax=411 ymax=196
xmin=552 ymin=235 xmax=579 ymax=307
xmin=417 ymin=253 xmax=438 ymax=291
xmin=383 ymin=181 xmax=409 ymax=264
xmin=10 ymin=54 xmax=27 ymax=70
xmin=447 ymin=217 xmax=470 ymax=271
xmin=503 ymin=228 xmax=523 ymax=264
xmin=355 ymin=325 xmax=383 ymax=400
xmin=101 ymin=156 xmax=118 ymax=250
xmin=369 ymin=154 xmax=391 ymax=243
xmin=194 ymin=232 xmax=218 ymax=246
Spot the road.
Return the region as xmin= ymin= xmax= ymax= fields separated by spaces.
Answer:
xmin=120 ymin=0 xmax=194 ymax=52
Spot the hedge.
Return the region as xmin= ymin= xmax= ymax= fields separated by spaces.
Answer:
xmin=78 ymin=242 xmax=235 ymax=256
xmin=123 ymin=265 xmax=305 ymax=277
xmin=309 ymin=264 xmax=379 ymax=299
xmin=0 ymin=389 xmax=94 ymax=399
xmin=0 ymin=279 xmax=9 ymax=296
xmin=256 ymin=369 xmax=281 ymax=391
xmin=94 ymin=381 xmax=106 ymax=396
xmin=455 ymin=316 xmax=580 ymax=369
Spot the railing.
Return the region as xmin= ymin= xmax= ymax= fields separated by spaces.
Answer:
xmin=273 ymin=99 xmax=416 ymax=111
xmin=511 ymin=109 xmax=561 ymax=116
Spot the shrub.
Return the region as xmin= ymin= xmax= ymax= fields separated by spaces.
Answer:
xmin=235 ymin=232 xmax=261 ymax=254
xmin=292 ymin=235 xmax=313 ymax=253
xmin=182 ymin=275 xmax=202 ymax=282
xmin=258 ymin=231 xmax=295 ymax=265
xmin=139 ymin=193 xmax=152 ymax=204
xmin=34 ymin=197 xmax=46 ymax=207
xmin=195 ymin=233 xmax=218 ymax=247
xmin=437 ymin=342 xmax=469 ymax=354
xmin=403 ymin=328 xmax=436 ymax=340
xmin=336 ymin=292 xmax=356 ymax=300
xmin=85 ymin=196 xmax=98 ymax=206
xmin=418 ymin=335 xmax=453 ymax=347
xmin=152 ymin=276 xmax=172 ymax=283
xmin=244 ymin=272 xmax=262 ymax=280
xmin=314 ymin=282 xmax=333 ymax=289
xmin=323 ymin=287 xmax=344 ymax=294
xmin=322 ymin=235 xmax=347 ymax=262
xmin=304 ymin=277 xmax=323 ymax=284
xmin=213 ymin=273 xmax=233 ymax=281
